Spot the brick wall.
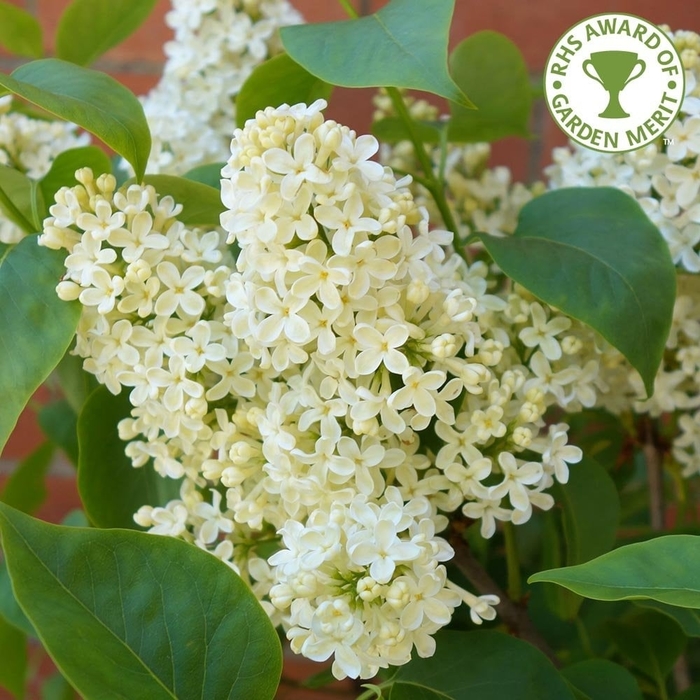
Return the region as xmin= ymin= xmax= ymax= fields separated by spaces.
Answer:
xmin=0 ymin=1 xmax=698 ymax=698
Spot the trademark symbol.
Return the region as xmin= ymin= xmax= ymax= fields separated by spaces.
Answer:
xmin=663 ymin=137 xmax=675 ymax=145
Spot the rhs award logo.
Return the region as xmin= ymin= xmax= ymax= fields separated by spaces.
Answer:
xmin=544 ymin=13 xmax=684 ymax=153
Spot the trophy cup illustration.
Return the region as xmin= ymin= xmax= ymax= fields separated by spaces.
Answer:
xmin=582 ymin=51 xmax=646 ymax=118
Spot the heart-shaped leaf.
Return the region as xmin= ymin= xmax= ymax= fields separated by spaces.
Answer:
xmin=78 ymin=387 xmax=180 ymax=529
xmin=0 ymin=60 xmax=151 ymax=180
xmin=529 ymin=535 xmax=700 ymax=608
xmin=0 ymin=1 xmax=42 ymax=59
xmin=384 ymin=630 xmax=574 ymax=699
xmin=40 ymin=146 xmax=112 ymax=209
xmin=280 ymin=0 xmax=472 ymax=106
xmin=478 ymin=187 xmax=675 ymax=396
xmin=141 ymin=175 xmax=224 ymax=227
xmin=0 ymin=237 xmax=81 ymax=453
xmin=236 ymin=53 xmax=333 ymax=128
xmin=0 ymin=503 xmax=282 ymax=700
xmin=56 ymin=0 xmax=159 ymax=67
xmin=561 ymin=659 xmax=642 ymax=700
xmin=183 ymin=163 xmax=225 ymax=190
xmin=448 ymin=30 xmax=533 ymax=142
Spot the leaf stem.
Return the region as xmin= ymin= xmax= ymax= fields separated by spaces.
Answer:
xmin=449 ymin=528 xmax=560 ymax=666
xmin=503 ymin=521 xmax=522 ymax=602
xmin=337 ymin=0 xmax=359 ymax=19
xmin=386 ymin=88 xmax=462 ymax=247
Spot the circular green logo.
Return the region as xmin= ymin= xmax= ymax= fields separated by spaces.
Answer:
xmin=544 ymin=13 xmax=685 ymax=153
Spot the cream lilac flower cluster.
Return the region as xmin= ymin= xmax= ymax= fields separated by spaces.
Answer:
xmin=0 ymin=96 xmax=89 ymax=244
xmin=547 ymin=29 xmax=700 ymax=475
xmin=141 ymin=0 xmax=302 ymax=174
xmin=41 ymin=101 xmax=592 ymax=679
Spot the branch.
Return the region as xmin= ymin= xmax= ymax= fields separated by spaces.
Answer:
xmin=449 ymin=530 xmax=560 ymax=667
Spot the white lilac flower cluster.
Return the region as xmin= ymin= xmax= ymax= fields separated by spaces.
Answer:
xmin=0 ymin=96 xmax=90 ymax=244
xmin=41 ymin=100 xmax=593 ymax=679
xmin=141 ymin=0 xmax=302 ymax=175
xmin=547 ymin=29 xmax=700 ymax=475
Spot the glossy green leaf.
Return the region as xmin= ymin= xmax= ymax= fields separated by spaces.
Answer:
xmin=0 ymin=562 xmax=34 ymax=637
xmin=529 ymin=535 xmax=700 ymax=607
xmin=280 ymin=0 xmax=472 ymax=106
xmin=184 ymin=163 xmax=225 ymax=190
xmin=607 ymin=610 xmax=686 ymax=683
xmin=38 ymin=400 xmax=79 ymax=466
xmin=0 ymin=237 xmax=81 ymax=453
xmin=0 ymin=1 xmax=42 ymax=59
xmin=236 ymin=53 xmax=332 ymax=128
xmin=0 ymin=503 xmax=282 ymax=700
xmin=78 ymin=387 xmax=180 ymax=529
xmin=40 ymin=146 xmax=112 ymax=208
xmin=635 ymin=600 xmax=700 ymax=637
xmin=1 ymin=442 xmax=54 ymax=514
xmin=0 ymin=166 xmax=39 ymax=234
xmin=478 ymin=187 xmax=675 ymax=396
xmin=0 ymin=60 xmax=151 ymax=180
xmin=0 ymin=613 xmax=26 ymax=699
xmin=56 ymin=0 xmax=158 ymax=67
xmin=561 ymin=660 xmax=642 ymax=700
xmin=386 ymin=630 xmax=575 ymax=699
xmin=142 ymin=175 xmax=225 ymax=226
xmin=448 ymin=31 xmax=532 ymax=142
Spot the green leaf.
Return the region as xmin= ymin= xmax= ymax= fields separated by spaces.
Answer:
xmin=0 ymin=613 xmax=26 ymax=699
xmin=675 ymin=686 xmax=700 ymax=700
xmin=386 ymin=630 xmax=575 ymax=699
xmin=280 ymin=0 xmax=473 ymax=107
xmin=448 ymin=31 xmax=533 ymax=142
xmin=38 ymin=401 xmax=79 ymax=466
xmin=237 ymin=53 xmax=333 ymax=128
xmin=183 ymin=163 xmax=225 ymax=190
xmin=549 ymin=457 xmax=619 ymax=619
xmin=141 ymin=175 xmax=224 ymax=227
xmin=0 ymin=237 xmax=81 ymax=453
xmin=1 ymin=442 xmax=54 ymax=514
xmin=0 ymin=1 xmax=42 ymax=59
xmin=565 ymin=409 xmax=628 ymax=473
xmin=635 ymin=600 xmax=700 ymax=637
xmin=41 ymin=673 xmax=76 ymax=700
xmin=0 ymin=503 xmax=282 ymax=700
xmin=557 ymin=458 xmax=620 ymax=566
xmin=56 ymin=0 xmax=159 ymax=67
xmin=477 ymin=187 xmax=675 ymax=396
xmin=0 ymin=562 xmax=34 ymax=637
xmin=78 ymin=387 xmax=180 ymax=529
xmin=40 ymin=146 xmax=112 ymax=208
xmin=0 ymin=166 xmax=39 ymax=234
xmin=561 ymin=660 xmax=642 ymax=700
xmin=371 ymin=116 xmax=443 ymax=145
xmin=0 ymin=60 xmax=151 ymax=180
xmin=529 ymin=535 xmax=700 ymax=607
xmin=607 ymin=610 xmax=686 ymax=683
xmin=54 ymin=350 xmax=99 ymax=415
